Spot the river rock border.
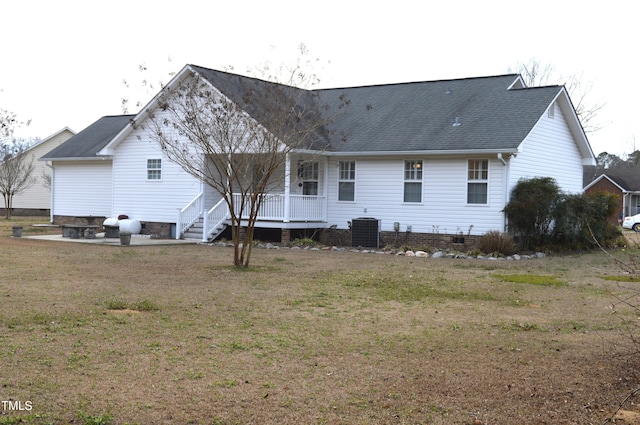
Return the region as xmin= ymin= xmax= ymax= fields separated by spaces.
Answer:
xmin=208 ymin=241 xmax=545 ymax=261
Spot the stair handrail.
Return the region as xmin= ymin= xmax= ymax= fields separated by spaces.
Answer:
xmin=204 ymin=198 xmax=230 ymax=240
xmin=177 ymin=192 xmax=203 ymax=239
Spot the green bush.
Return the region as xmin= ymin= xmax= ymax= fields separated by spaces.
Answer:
xmin=504 ymin=178 xmax=620 ymax=251
xmin=289 ymin=237 xmax=317 ymax=247
xmin=504 ymin=177 xmax=559 ymax=250
xmin=552 ymin=191 xmax=620 ymax=250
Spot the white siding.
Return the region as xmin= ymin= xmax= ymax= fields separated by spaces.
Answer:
xmin=325 ymin=156 xmax=505 ymax=235
xmin=52 ymin=161 xmax=112 ymax=216
xmin=111 ymin=130 xmax=201 ymax=223
xmin=12 ymin=129 xmax=75 ymax=209
xmin=509 ymin=103 xmax=584 ymax=194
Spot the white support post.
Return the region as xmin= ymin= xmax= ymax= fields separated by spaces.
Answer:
xmin=283 ymin=153 xmax=291 ymax=223
xmin=322 ymin=156 xmax=329 ymax=221
xmin=201 ymin=179 xmax=206 ymax=241
xmin=176 ymin=208 xmax=182 ymax=240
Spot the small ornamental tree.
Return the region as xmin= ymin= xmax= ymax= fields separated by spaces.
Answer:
xmin=0 ymin=108 xmax=34 ymax=219
xmin=0 ymin=140 xmax=36 ymax=218
xmin=141 ymin=52 xmax=349 ymax=267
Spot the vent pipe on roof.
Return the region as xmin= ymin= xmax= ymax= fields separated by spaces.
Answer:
xmin=445 ymin=86 xmax=452 ymax=94
xmin=453 ymin=117 xmax=461 ymax=127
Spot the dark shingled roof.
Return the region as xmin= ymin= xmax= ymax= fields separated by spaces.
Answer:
xmin=192 ymin=65 xmax=563 ymax=154
xmin=41 ymin=115 xmax=134 ymax=160
xmin=584 ymin=167 xmax=640 ymax=192
xmin=43 ymin=68 xmax=568 ymax=160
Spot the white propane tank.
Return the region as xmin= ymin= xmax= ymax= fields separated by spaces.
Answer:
xmin=119 ymin=219 xmax=142 ymax=234
xmin=103 ymin=217 xmax=119 ymax=227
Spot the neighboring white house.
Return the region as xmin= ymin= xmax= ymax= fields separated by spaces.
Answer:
xmin=7 ymin=127 xmax=75 ymax=215
xmin=41 ymin=65 xmax=595 ymax=246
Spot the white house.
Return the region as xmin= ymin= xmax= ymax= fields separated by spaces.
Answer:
xmin=41 ymin=65 xmax=595 ymax=247
xmin=7 ymin=127 xmax=75 ymax=215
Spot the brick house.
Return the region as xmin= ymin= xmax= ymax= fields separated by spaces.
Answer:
xmin=584 ymin=167 xmax=640 ymax=226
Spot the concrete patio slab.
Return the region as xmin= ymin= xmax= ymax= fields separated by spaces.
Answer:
xmin=23 ymin=233 xmax=199 ymax=246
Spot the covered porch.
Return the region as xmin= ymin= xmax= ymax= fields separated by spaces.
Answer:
xmin=176 ymin=153 xmax=329 ymax=241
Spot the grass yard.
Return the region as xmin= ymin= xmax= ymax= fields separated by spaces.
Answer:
xmin=1 ymin=218 xmax=639 ymax=424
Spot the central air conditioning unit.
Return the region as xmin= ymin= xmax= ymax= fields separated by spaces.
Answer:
xmin=351 ymin=217 xmax=380 ymax=248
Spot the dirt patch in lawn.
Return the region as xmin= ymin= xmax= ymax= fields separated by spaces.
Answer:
xmin=0 ymin=236 xmax=639 ymax=424
xmin=106 ymin=309 xmax=145 ymax=315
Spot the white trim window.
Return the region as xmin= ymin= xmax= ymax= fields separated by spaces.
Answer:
xmin=147 ymin=158 xmax=162 ymax=181
xmin=338 ymin=161 xmax=356 ymax=201
xmin=297 ymin=160 xmax=318 ymax=195
xmin=403 ymin=160 xmax=423 ymax=203
xmin=467 ymin=159 xmax=488 ymax=204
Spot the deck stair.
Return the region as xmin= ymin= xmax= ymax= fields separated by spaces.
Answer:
xmin=181 ymin=217 xmax=226 ymax=242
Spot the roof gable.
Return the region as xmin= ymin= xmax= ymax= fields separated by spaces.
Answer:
xmin=27 ymin=127 xmax=76 ymax=151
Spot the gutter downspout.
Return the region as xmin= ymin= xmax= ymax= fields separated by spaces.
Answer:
xmin=622 ymin=191 xmax=629 ymax=217
xmin=46 ymin=162 xmax=54 ymax=223
xmin=497 ymin=153 xmax=509 ymax=232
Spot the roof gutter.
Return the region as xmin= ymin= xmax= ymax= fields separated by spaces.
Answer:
xmin=293 ymin=148 xmax=520 ymax=157
xmin=39 ymin=156 xmax=112 ymax=162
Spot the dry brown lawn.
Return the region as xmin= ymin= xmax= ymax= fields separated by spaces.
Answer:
xmin=0 ymin=218 xmax=639 ymax=424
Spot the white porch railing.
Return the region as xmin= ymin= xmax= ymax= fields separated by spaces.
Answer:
xmin=178 ymin=192 xmax=326 ymax=240
xmin=204 ymin=198 xmax=230 ymax=240
xmin=232 ymin=193 xmax=326 ymax=221
xmin=176 ymin=193 xmax=203 ymax=239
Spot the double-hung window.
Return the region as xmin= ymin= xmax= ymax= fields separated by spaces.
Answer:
xmin=297 ymin=160 xmax=318 ymax=195
xmin=467 ymin=159 xmax=488 ymax=204
xmin=403 ymin=160 xmax=423 ymax=203
xmin=338 ymin=161 xmax=356 ymax=201
xmin=147 ymin=158 xmax=162 ymax=180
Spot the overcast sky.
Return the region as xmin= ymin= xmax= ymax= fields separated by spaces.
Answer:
xmin=1 ymin=0 xmax=637 ymax=157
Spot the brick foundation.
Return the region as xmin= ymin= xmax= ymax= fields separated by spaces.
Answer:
xmin=140 ymin=222 xmax=173 ymax=239
xmin=281 ymin=228 xmax=291 ymax=245
xmin=320 ymin=228 xmax=480 ymax=251
xmin=1 ymin=208 xmax=49 ymax=217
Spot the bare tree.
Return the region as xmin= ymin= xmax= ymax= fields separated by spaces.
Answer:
xmin=1 ymin=107 xmax=18 ymax=141
xmin=139 ymin=51 xmax=348 ymax=267
xmin=1 ymin=107 xmax=35 ymax=219
xmin=41 ymin=168 xmax=51 ymax=190
xmin=509 ymin=58 xmax=605 ymax=133
xmin=121 ymin=58 xmax=176 ymax=114
xmin=0 ymin=139 xmax=36 ymax=219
